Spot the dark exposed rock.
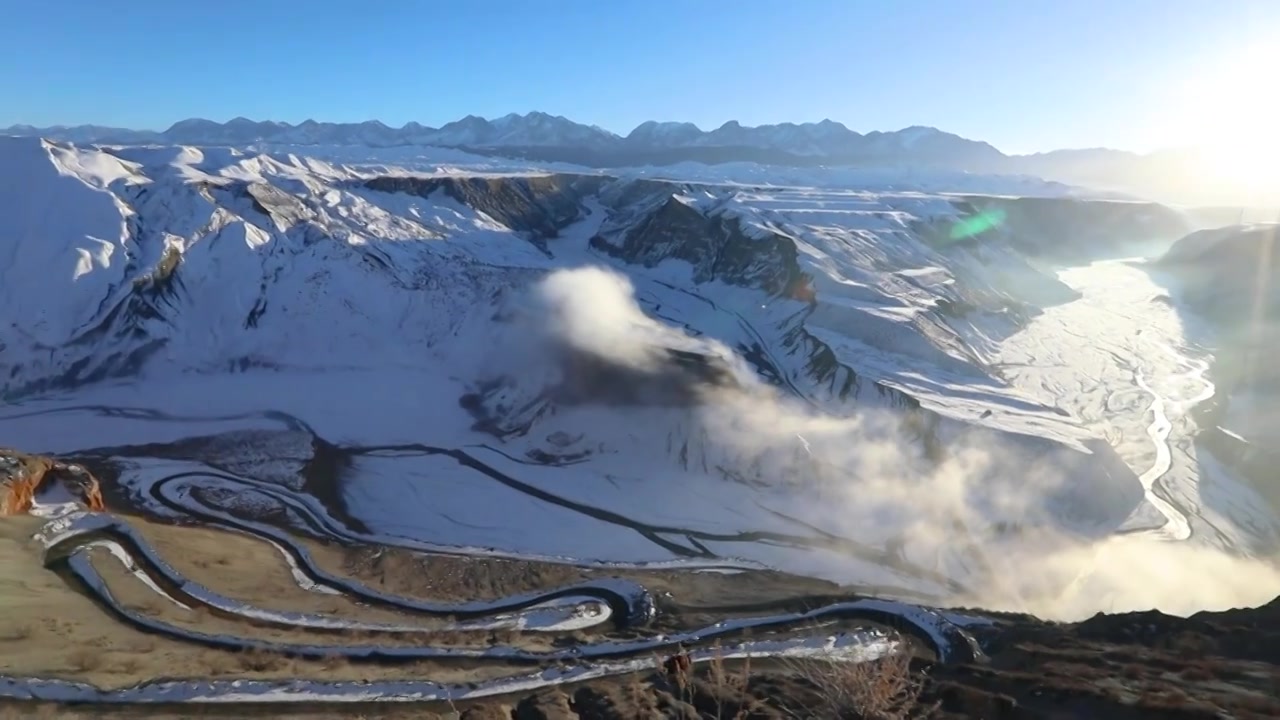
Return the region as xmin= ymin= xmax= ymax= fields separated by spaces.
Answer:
xmin=363 ymin=173 xmax=608 ymax=250
xmin=513 ymin=689 xmax=576 ymax=719
xmin=553 ymin=347 xmax=741 ymax=407
xmin=590 ymin=195 xmax=811 ymax=300
xmin=230 ymin=181 xmax=316 ymax=227
xmin=459 ymin=703 xmax=513 ymax=720
xmin=459 ymin=345 xmax=743 ymax=441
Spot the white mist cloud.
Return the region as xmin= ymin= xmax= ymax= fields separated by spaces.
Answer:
xmin=514 ymin=265 xmax=1280 ymax=620
xmin=531 ymin=265 xmax=669 ymax=370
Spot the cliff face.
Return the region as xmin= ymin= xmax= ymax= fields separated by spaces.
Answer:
xmin=364 ymin=173 xmax=609 ymax=249
xmin=590 ymin=195 xmax=811 ymax=299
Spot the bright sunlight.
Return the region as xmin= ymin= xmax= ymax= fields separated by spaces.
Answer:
xmin=1172 ymin=41 xmax=1280 ymax=197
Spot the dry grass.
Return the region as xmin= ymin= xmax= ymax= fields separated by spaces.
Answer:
xmin=782 ymin=649 xmax=935 ymax=720
xmin=134 ymin=598 xmax=168 ymax=617
xmin=120 ymin=655 xmax=145 ymax=674
xmin=66 ymin=647 xmax=104 ymax=673
xmin=1232 ymin=692 xmax=1280 ymax=715
xmin=1166 ymin=632 xmax=1218 ymax=656
xmin=236 ymin=648 xmax=290 ymax=673
xmin=705 ymin=649 xmax=765 ymax=720
xmin=1121 ymin=663 xmax=1145 ymax=679
xmin=0 ymin=622 xmax=33 ymax=642
xmin=1179 ymin=664 xmax=1215 ymax=682
xmin=201 ymin=650 xmax=240 ymax=676
xmin=656 ymin=643 xmax=932 ymax=720
xmin=125 ymin=636 xmax=157 ymax=654
xmin=0 ymin=704 xmax=57 ymax=720
xmin=624 ymin=672 xmax=661 ymax=717
xmin=318 ymin=652 xmax=348 ymax=671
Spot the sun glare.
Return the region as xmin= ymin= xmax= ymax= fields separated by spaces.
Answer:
xmin=1169 ymin=42 xmax=1280 ymax=196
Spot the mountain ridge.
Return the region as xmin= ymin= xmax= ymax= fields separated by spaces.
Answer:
xmin=6 ymin=112 xmax=1241 ymax=205
xmin=2 ymin=112 xmax=995 ymax=160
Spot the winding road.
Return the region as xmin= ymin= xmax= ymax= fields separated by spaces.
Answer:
xmin=5 ymin=493 xmax=984 ymax=704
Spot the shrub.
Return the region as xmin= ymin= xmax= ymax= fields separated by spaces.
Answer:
xmin=784 ymin=649 xmax=936 ymax=720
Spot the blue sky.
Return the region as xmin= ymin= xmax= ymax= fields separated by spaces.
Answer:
xmin=3 ymin=0 xmax=1277 ymax=153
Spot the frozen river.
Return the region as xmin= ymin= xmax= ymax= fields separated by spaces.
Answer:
xmin=997 ymin=259 xmax=1279 ymax=551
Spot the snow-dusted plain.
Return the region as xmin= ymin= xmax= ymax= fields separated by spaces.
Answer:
xmin=1 ymin=133 xmax=1278 ymax=636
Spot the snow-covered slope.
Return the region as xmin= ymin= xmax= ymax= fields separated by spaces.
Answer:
xmin=1154 ymin=224 xmax=1280 ymax=508
xmin=4 ymin=136 xmax=1272 ymax=614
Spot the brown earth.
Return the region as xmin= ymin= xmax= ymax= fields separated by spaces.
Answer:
xmin=5 ymin=507 xmax=1280 ymax=718
xmin=0 ymin=514 xmax=535 ymax=690
xmin=0 ymin=510 xmax=917 ymax=700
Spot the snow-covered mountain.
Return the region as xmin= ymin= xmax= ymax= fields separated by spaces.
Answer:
xmin=1 ymin=113 xmax=621 ymax=152
xmin=6 ymin=113 xmax=1248 ymax=205
xmin=0 ymin=136 xmax=1181 ymax=404
xmin=5 ymin=135 xmax=1273 ymax=615
xmin=0 ymin=113 xmax=988 ymax=159
xmin=0 ymin=114 xmax=1009 ymax=172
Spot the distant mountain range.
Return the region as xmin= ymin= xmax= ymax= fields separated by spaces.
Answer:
xmin=0 ymin=112 xmax=1237 ymax=206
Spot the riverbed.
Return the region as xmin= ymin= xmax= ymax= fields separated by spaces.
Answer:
xmin=996 ymin=259 xmax=1280 ymax=551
